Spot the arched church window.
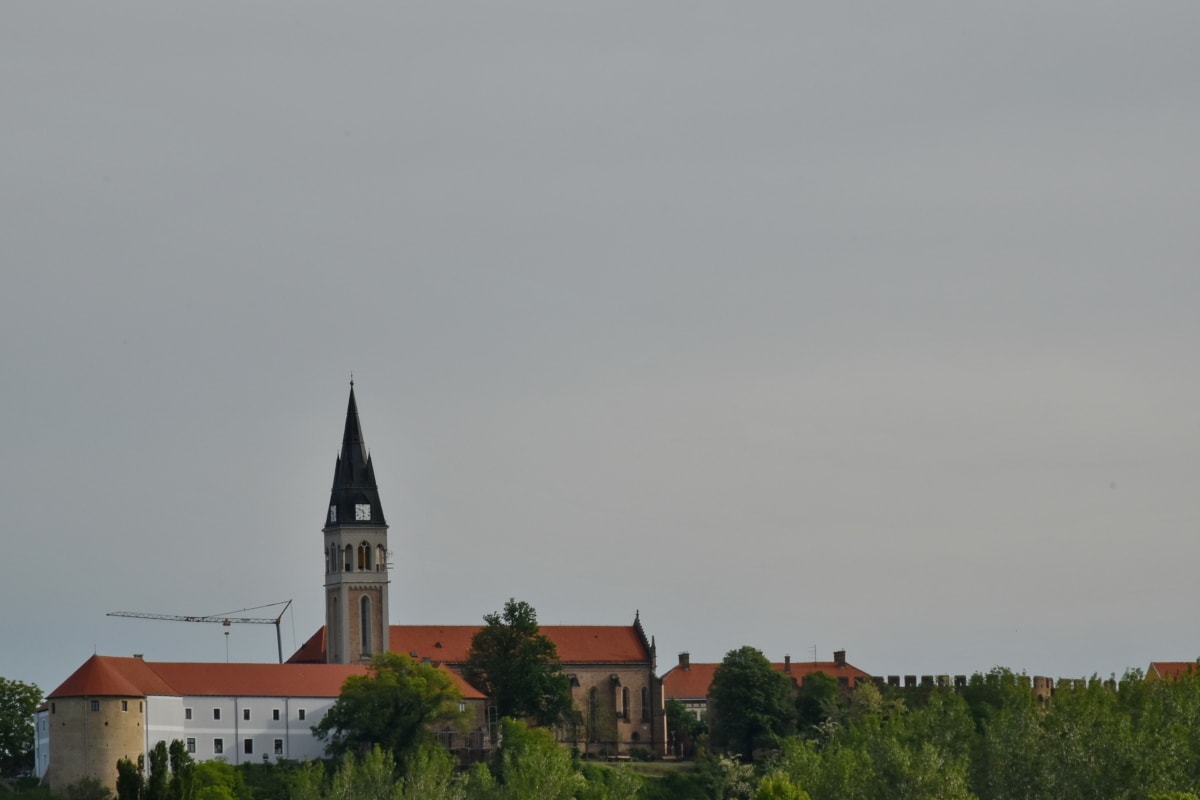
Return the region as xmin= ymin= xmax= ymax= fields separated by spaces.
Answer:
xmin=357 ymin=543 xmax=367 ymax=571
xmin=622 ymin=687 xmax=630 ymax=720
xmin=641 ymin=687 xmax=650 ymax=722
xmin=360 ymin=595 xmax=372 ymax=656
xmin=376 ymin=545 xmax=385 ymax=572
xmin=344 ymin=544 xmax=353 ymax=572
xmin=587 ymin=688 xmax=598 ymax=742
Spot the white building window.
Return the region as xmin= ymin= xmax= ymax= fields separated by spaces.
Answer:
xmin=273 ymin=709 xmax=280 ymax=721
xmin=213 ymin=708 xmax=221 ymax=720
xmin=243 ymin=708 xmax=251 ymax=721
xmin=186 ymin=738 xmax=196 ymax=754
xmin=185 ymin=708 xmax=192 ymax=720
xmin=298 ymin=709 xmax=306 ymax=721
xmin=274 ymin=739 xmax=283 ymax=755
xmin=213 ymin=739 xmax=223 ymax=754
xmin=243 ymin=739 xmax=253 ymax=755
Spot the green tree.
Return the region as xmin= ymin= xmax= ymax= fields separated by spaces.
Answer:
xmin=486 ymin=718 xmax=583 ymax=800
xmin=189 ymin=761 xmax=246 ymax=800
xmin=708 ymin=647 xmax=795 ymax=760
xmin=145 ymin=741 xmax=169 ymax=800
xmin=166 ymin=740 xmax=194 ymax=800
xmin=313 ymin=651 xmax=466 ymax=759
xmin=328 ymin=746 xmax=398 ymax=800
xmin=115 ymin=757 xmax=144 ymax=800
xmin=794 ymin=672 xmax=837 ymax=737
xmin=666 ymin=698 xmax=706 ymax=759
xmin=0 ymin=677 xmax=41 ymax=776
xmin=463 ymin=599 xmax=574 ymax=728
xmin=753 ymin=772 xmax=811 ymax=800
xmin=397 ymin=743 xmax=464 ymax=800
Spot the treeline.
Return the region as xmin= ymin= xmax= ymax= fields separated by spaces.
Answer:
xmin=695 ymin=665 xmax=1200 ymax=800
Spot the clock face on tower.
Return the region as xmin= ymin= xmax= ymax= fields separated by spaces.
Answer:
xmin=355 ymin=504 xmax=371 ymax=521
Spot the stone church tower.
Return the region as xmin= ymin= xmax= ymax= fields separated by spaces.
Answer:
xmin=323 ymin=384 xmax=390 ymax=664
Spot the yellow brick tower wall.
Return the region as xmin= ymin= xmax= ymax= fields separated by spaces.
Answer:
xmin=48 ymin=696 xmax=145 ymax=793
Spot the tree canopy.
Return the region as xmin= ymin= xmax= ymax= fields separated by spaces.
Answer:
xmin=708 ymin=646 xmax=796 ymax=760
xmin=0 ymin=676 xmax=41 ymax=776
xmin=463 ymin=599 xmax=574 ymax=728
xmin=312 ymin=652 xmax=466 ymax=759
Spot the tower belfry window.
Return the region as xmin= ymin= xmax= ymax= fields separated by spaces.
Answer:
xmin=344 ymin=544 xmax=353 ymax=572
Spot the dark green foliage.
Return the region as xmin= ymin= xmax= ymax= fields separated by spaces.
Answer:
xmin=666 ymin=698 xmax=706 ymax=759
xmin=61 ymin=777 xmax=113 ymax=800
xmin=144 ymin=742 xmax=168 ymax=800
xmin=166 ymin=741 xmax=193 ymax=800
xmin=0 ymin=677 xmax=41 ymax=776
xmin=463 ymin=599 xmax=574 ymax=729
xmin=794 ymin=673 xmax=837 ymax=737
xmin=115 ymin=758 xmax=142 ymax=800
xmin=708 ymin=647 xmax=796 ymax=760
xmin=312 ymin=651 xmax=466 ymax=759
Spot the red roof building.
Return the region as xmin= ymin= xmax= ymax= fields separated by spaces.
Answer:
xmin=662 ymin=649 xmax=872 ymax=721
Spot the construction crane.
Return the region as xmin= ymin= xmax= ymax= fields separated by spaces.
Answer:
xmin=107 ymin=600 xmax=293 ymax=664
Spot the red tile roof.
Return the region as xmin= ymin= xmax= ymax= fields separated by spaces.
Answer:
xmin=49 ymin=655 xmax=177 ymax=699
xmin=289 ymin=625 xmax=652 ymax=666
xmin=1147 ymin=661 xmax=1200 ymax=681
xmin=662 ymin=663 xmax=718 ymax=700
xmin=663 ymin=659 xmax=871 ymax=700
xmin=48 ymin=655 xmax=483 ymax=700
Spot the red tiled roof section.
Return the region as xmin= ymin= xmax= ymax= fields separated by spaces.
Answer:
xmin=663 ymin=660 xmax=872 ymax=700
xmin=290 ymin=625 xmax=652 ymax=666
xmin=288 ymin=627 xmax=327 ymax=664
xmin=662 ymin=663 xmax=718 ymax=699
xmin=391 ymin=625 xmax=649 ymax=664
xmin=441 ymin=666 xmax=486 ymax=700
xmin=148 ymin=663 xmax=367 ymax=697
xmin=772 ymin=661 xmax=872 ymax=686
xmin=1148 ymin=662 xmax=1200 ymax=680
xmin=49 ymin=655 xmax=175 ymax=699
xmin=48 ymin=655 xmax=479 ymax=700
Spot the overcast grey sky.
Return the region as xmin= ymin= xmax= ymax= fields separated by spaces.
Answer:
xmin=4 ymin=2 xmax=1199 ymax=694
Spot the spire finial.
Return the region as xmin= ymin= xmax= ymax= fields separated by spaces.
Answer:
xmin=350 ymin=372 xmax=354 ymax=388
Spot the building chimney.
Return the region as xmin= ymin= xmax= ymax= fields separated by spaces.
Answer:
xmin=133 ymin=654 xmax=143 ymax=660
xmin=834 ymin=649 xmax=846 ymax=667
xmin=679 ymin=652 xmax=690 ymax=670
xmin=784 ymin=655 xmax=791 ymax=673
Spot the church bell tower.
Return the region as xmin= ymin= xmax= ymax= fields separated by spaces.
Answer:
xmin=323 ymin=383 xmax=390 ymax=664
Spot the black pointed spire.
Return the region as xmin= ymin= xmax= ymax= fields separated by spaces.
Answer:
xmin=325 ymin=384 xmax=386 ymax=528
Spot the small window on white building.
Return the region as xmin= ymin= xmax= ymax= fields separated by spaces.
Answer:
xmin=273 ymin=709 xmax=280 ymax=721
xmin=185 ymin=708 xmax=192 ymax=720
xmin=243 ymin=708 xmax=250 ymax=721
xmin=213 ymin=708 xmax=221 ymax=720
xmin=274 ymin=739 xmax=283 ymax=755
xmin=121 ymin=700 xmax=128 ymax=712
xmin=298 ymin=709 xmax=306 ymax=721
xmin=213 ymin=739 xmax=223 ymax=754
xmin=186 ymin=738 xmax=196 ymax=754
xmin=244 ymin=739 xmax=253 ymax=755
